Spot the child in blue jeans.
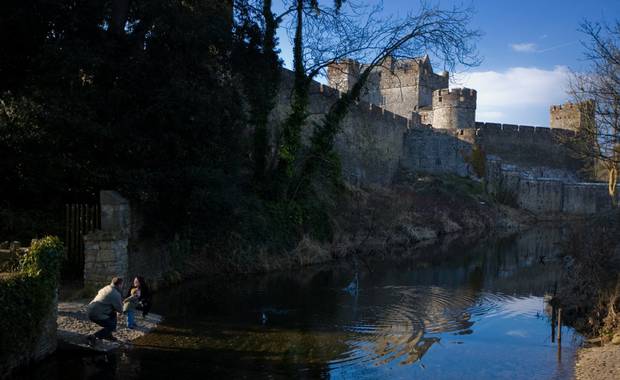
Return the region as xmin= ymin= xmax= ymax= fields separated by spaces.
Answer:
xmin=123 ymin=287 xmax=140 ymax=329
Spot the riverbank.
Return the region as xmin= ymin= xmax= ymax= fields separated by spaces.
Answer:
xmin=172 ymin=174 xmax=537 ymax=280
xmin=57 ymin=301 xmax=162 ymax=352
xmin=575 ymin=342 xmax=620 ymax=380
xmin=550 ymin=211 xmax=620 ymax=380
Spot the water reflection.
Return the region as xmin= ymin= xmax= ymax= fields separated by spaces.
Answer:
xmin=13 ymin=227 xmax=580 ymax=380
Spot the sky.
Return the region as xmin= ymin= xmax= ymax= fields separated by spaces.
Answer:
xmin=274 ymin=0 xmax=620 ymax=127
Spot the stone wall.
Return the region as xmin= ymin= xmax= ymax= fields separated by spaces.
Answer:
xmin=83 ymin=191 xmax=130 ymax=288
xmin=327 ymin=56 xmax=448 ymax=118
xmin=550 ymin=101 xmax=595 ymax=132
xmin=487 ymin=158 xmax=617 ymax=215
xmin=401 ymin=127 xmax=472 ymax=176
xmin=474 ymin=122 xmax=586 ymax=176
xmin=83 ymin=232 xmax=128 ymax=288
xmin=276 ymin=69 xmax=480 ymax=185
xmin=276 ymin=69 xmax=411 ymax=186
xmin=83 ymin=191 xmax=173 ymax=289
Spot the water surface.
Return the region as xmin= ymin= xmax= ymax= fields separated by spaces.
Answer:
xmin=16 ymin=228 xmax=580 ymax=379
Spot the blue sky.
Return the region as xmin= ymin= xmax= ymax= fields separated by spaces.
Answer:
xmin=274 ymin=0 xmax=620 ymax=126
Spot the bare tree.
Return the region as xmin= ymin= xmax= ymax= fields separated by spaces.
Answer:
xmin=568 ymin=20 xmax=620 ymax=205
xmin=278 ymin=0 xmax=481 ymax=199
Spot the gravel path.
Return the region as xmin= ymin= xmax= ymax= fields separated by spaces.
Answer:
xmin=57 ymin=301 xmax=162 ymax=352
xmin=575 ymin=343 xmax=620 ymax=380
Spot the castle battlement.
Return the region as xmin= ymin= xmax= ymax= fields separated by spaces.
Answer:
xmin=433 ymin=88 xmax=477 ymax=109
xmin=475 ymin=122 xmax=578 ymax=136
xmin=550 ymin=100 xmax=595 ymax=132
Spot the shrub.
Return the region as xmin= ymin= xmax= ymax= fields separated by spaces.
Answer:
xmin=0 ymin=236 xmax=63 ymax=359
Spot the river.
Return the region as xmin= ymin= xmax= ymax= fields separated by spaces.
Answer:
xmin=16 ymin=227 xmax=581 ymax=379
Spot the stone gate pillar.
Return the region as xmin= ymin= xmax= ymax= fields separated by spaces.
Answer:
xmin=83 ymin=191 xmax=130 ymax=288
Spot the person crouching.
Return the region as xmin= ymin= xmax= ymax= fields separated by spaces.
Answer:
xmin=123 ymin=287 xmax=140 ymax=329
xmin=86 ymin=277 xmax=124 ymax=346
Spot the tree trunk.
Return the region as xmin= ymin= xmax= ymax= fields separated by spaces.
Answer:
xmin=110 ymin=0 xmax=130 ymax=36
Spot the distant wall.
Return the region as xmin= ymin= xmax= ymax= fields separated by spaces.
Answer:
xmin=487 ymin=159 xmax=616 ymax=215
xmin=474 ymin=122 xmax=585 ymax=176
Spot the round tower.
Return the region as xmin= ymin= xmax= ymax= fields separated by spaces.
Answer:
xmin=431 ymin=88 xmax=477 ymax=130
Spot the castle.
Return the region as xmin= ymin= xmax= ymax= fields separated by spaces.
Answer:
xmin=325 ymin=56 xmax=599 ymax=179
xmin=328 ymin=56 xmax=586 ymax=133
xmin=316 ymin=56 xmax=614 ymax=214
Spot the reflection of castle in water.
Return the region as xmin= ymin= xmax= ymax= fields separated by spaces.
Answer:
xmin=343 ymin=227 xmax=567 ymax=367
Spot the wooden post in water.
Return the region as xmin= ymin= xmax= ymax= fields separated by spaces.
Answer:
xmin=557 ymin=308 xmax=562 ymax=343
xmin=551 ymin=304 xmax=556 ymax=343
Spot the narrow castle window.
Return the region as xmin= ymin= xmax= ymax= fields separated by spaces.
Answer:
xmin=438 ymin=96 xmax=442 ymax=102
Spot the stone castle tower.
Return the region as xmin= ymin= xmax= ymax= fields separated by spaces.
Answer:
xmin=550 ymin=100 xmax=595 ymax=132
xmin=429 ymin=88 xmax=477 ymax=130
xmin=327 ymin=56 xmax=476 ymax=131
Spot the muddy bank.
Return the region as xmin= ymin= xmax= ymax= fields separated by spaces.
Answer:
xmin=575 ymin=342 xmax=620 ymax=380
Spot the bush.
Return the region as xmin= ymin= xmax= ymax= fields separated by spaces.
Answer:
xmin=0 ymin=236 xmax=62 ymax=358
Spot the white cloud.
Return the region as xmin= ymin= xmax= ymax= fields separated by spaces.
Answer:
xmin=452 ymin=66 xmax=572 ymax=126
xmin=510 ymin=42 xmax=538 ymax=53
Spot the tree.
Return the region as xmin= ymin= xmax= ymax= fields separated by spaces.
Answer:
xmin=568 ymin=20 xmax=620 ymax=205
xmin=0 ymin=0 xmax=245 ymax=241
xmin=231 ymin=0 xmax=480 ymax=241
xmin=277 ymin=0 xmax=480 ymax=201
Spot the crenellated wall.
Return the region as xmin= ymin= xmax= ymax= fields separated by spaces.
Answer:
xmin=275 ymin=68 xmax=606 ymax=215
xmin=474 ymin=122 xmax=586 ymax=176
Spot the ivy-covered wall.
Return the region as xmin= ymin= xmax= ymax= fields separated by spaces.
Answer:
xmin=0 ymin=236 xmax=62 ymax=377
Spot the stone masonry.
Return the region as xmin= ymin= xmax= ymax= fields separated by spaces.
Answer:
xmin=83 ymin=191 xmax=130 ymax=288
xmin=287 ymin=55 xmax=608 ymax=215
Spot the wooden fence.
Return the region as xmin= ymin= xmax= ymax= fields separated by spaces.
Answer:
xmin=65 ymin=204 xmax=100 ymax=275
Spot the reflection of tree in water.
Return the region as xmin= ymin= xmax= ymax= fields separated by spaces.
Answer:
xmin=368 ymin=328 xmax=439 ymax=366
xmin=351 ymin=285 xmax=477 ymax=367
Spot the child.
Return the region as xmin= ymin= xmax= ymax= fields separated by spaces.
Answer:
xmin=123 ymin=287 xmax=140 ymax=329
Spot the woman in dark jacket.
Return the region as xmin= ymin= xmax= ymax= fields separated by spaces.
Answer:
xmin=126 ymin=276 xmax=153 ymax=317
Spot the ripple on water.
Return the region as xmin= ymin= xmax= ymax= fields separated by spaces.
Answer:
xmin=330 ymin=285 xmax=549 ymax=370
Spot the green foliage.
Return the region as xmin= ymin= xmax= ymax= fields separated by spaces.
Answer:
xmin=411 ymin=174 xmax=485 ymax=203
xmin=492 ymin=186 xmax=518 ymax=207
xmin=0 ymin=236 xmax=63 ymax=359
xmin=464 ymin=144 xmax=486 ymax=179
xmin=0 ymin=1 xmax=245 ymax=243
